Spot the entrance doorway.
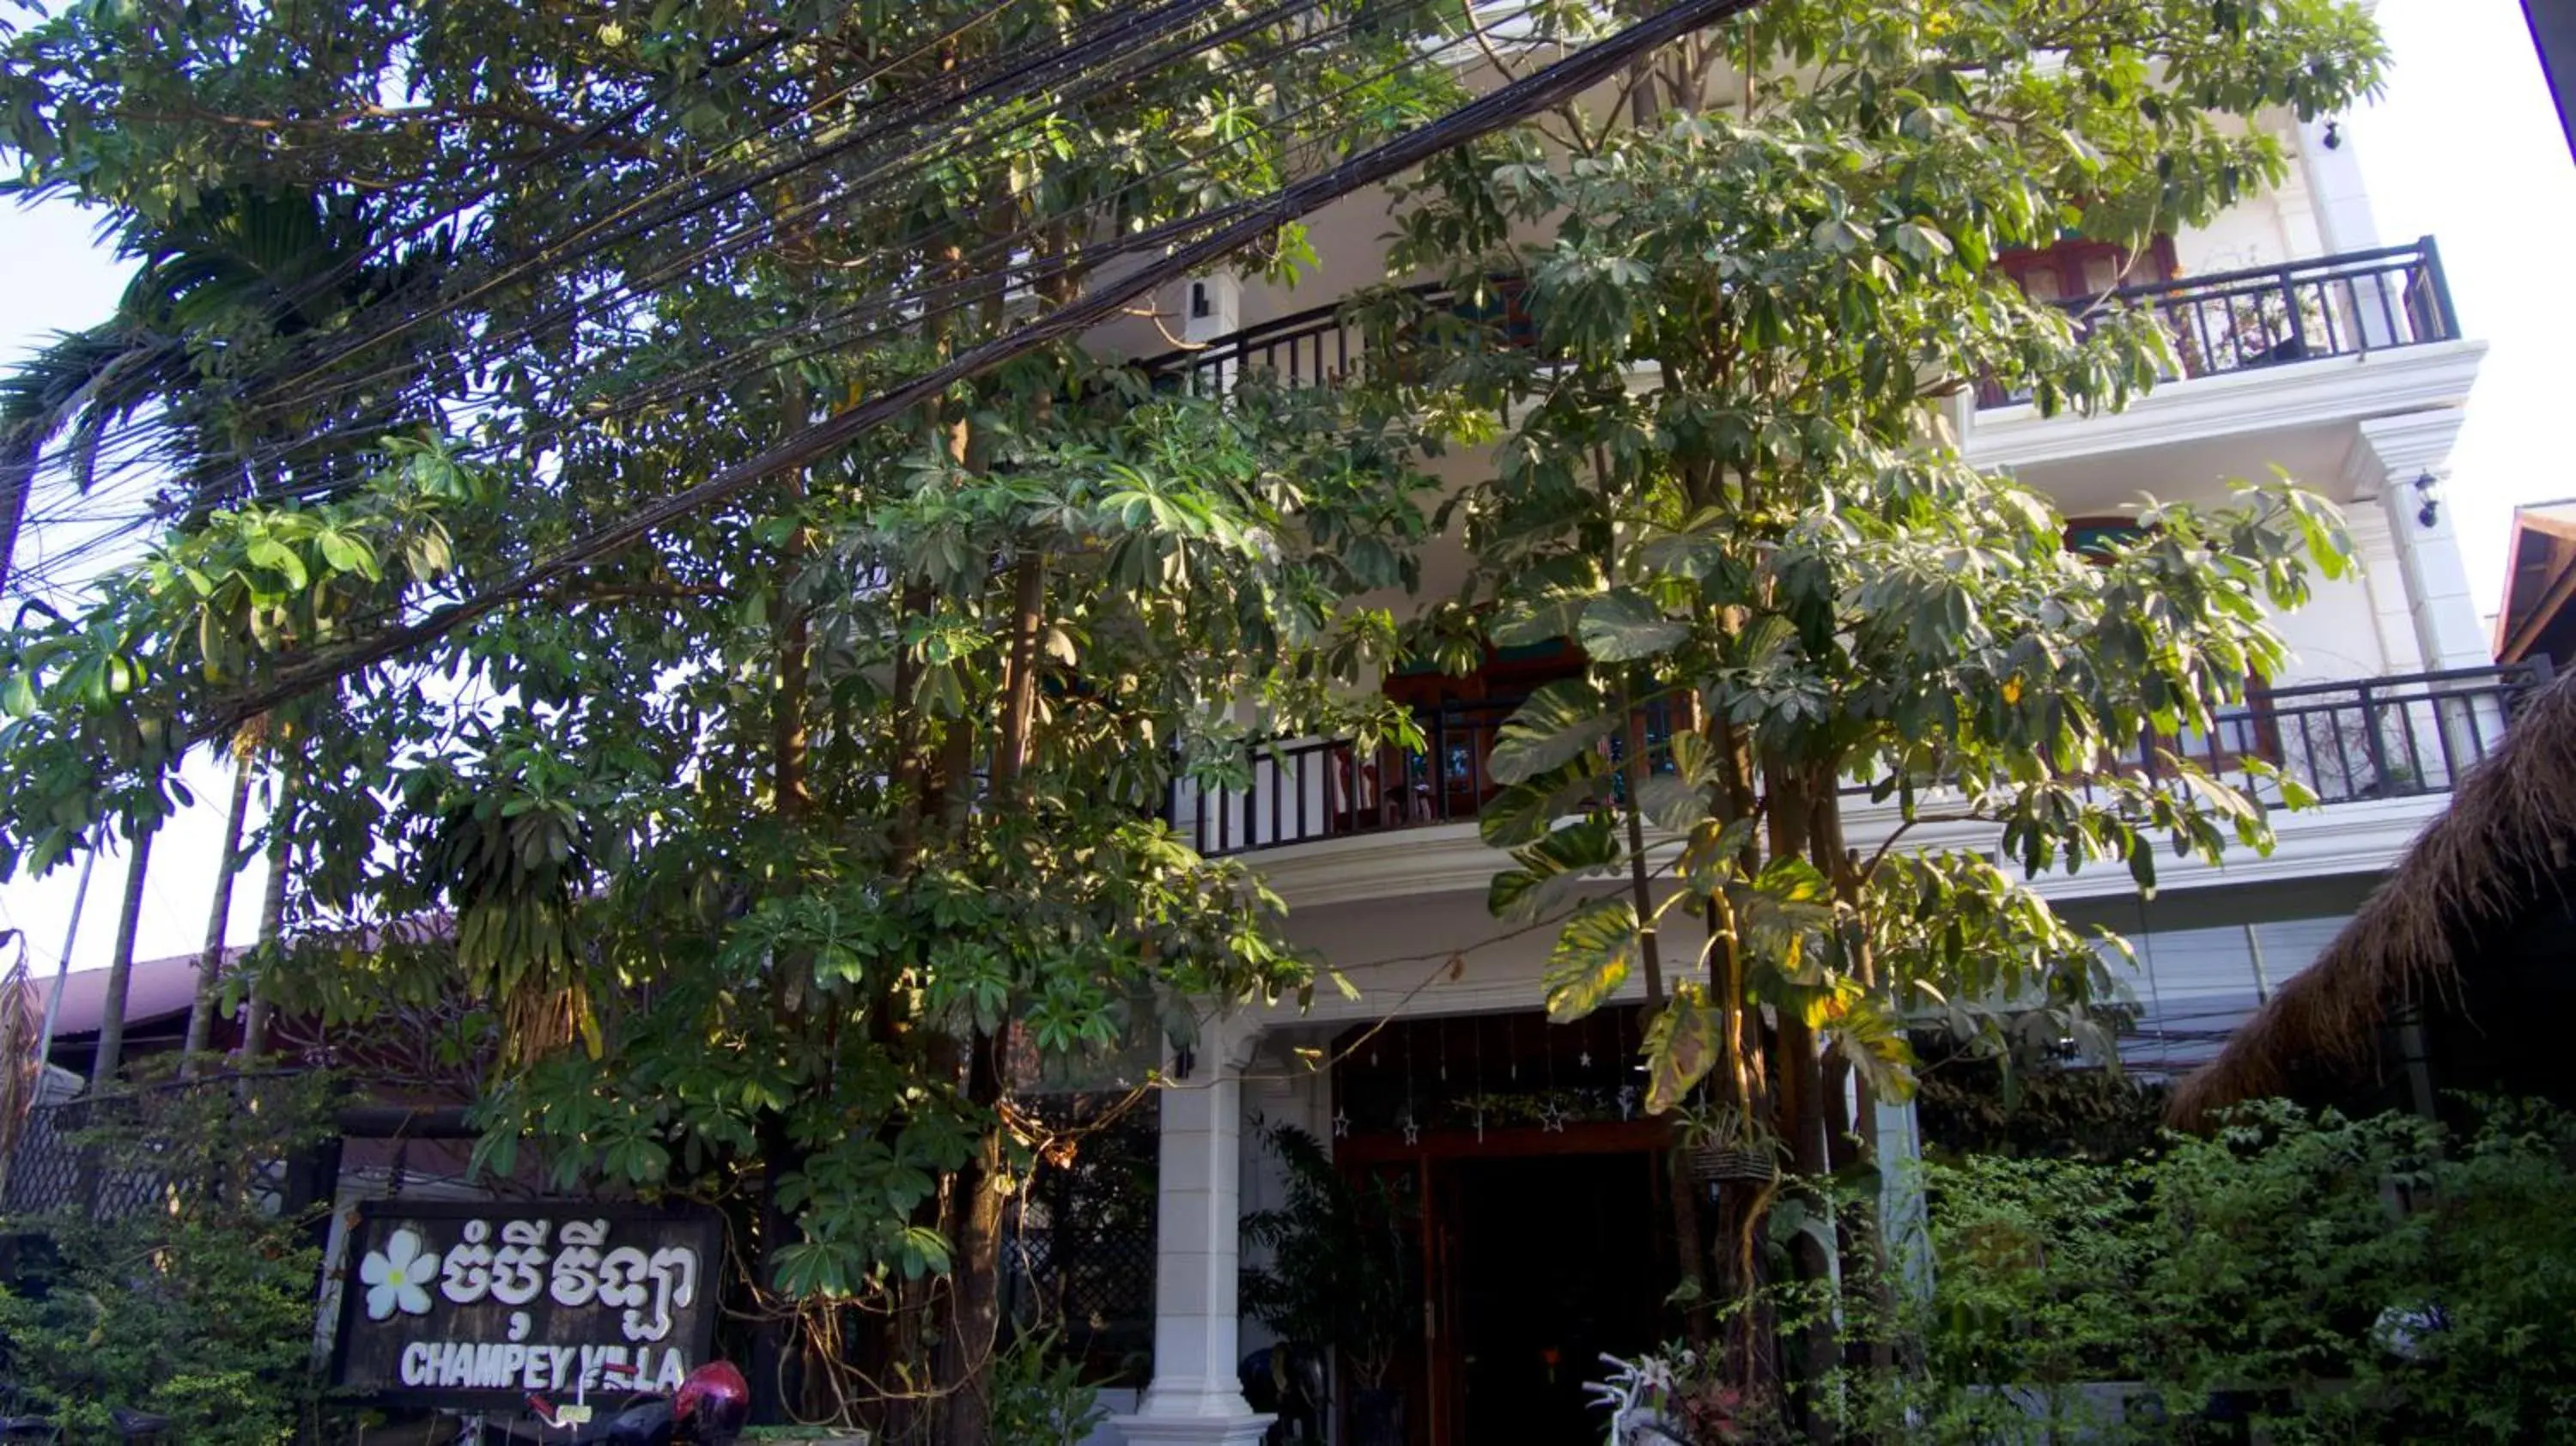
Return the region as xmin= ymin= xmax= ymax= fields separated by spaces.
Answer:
xmin=1324 ymin=1010 xmax=1680 ymax=1446
xmin=1440 ymin=1151 xmax=1668 ymax=1443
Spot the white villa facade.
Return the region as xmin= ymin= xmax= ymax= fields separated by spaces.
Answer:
xmin=1089 ymin=69 xmax=2528 ymax=1446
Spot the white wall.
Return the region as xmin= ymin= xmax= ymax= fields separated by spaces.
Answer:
xmin=2268 ymin=561 xmax=2400 ymax=684
xmin=2174 ymin=116 xmax=2330 ymax=275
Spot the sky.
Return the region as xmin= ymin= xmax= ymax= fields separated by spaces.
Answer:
xmin=2 ymin=0 xmax=2573 ymax=983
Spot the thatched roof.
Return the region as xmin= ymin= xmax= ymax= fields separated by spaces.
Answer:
xmin=2167 ymin=668 xmax=2576 ymax=1130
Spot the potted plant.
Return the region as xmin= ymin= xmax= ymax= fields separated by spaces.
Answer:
xmin=1241 ymin=1122 xmax=1415 ymax=1446
xmin=1677 ymin=1103 xmax=1780 ymax=1185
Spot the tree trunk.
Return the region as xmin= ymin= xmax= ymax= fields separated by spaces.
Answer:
xmin=89 ymin=821 xmax=158 ymax=1088
xmin=1760 ymin=758 xmax=1838 ymax=1438
xmin=0 ymin=438 xmax=33 ymax=598
xmin=994 ymin=556 xmax=1045 ymax=794
xmin=936 ymin=554 xmax=1046 ymax=1446
xmin=240 ymin=779 xmax=294 ymax=1061
xmin=1613 ymin=684 xmax=1713 ymax=1347
xmin=180 ymin=746 xmax=256 ymax=1076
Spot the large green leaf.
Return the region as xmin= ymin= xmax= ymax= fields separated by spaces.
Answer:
xmin=1491 ymin=555 xmax=1605 ymax=647
xmin=1577 ymin=588 xmax=1687 ymax=661
xmin=1824 ymin=989 xmax=1919 ymax=1104
xmin=1478 ymin=765 xmax=1607 ymax=848
xmin=1541 ymin=896 xmax=1639 ymax=1023
xmin=1679 ymin=816 xmax=1759 ymax=894
xmin=1487 ymin=814 xmax=1620 ymax=921
xmin=1643 ymin=987 xmax=1722 ymax=1115
xmin=1729 ymin=857 xmax=1838 ymax=984
xmin=1632 ymin=774 xmax=1708 ymax=833
xmin=1487 ymin=679 xmax=1617 ymax=785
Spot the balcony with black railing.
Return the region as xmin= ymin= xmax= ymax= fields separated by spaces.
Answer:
xmin=1136 ymin=239 xmax=2463 ymax=413
xmin=1138 ymin=278 xmax=1496 ymax=398
xmin=1975 ymin=237 xmax=2463 ymax=408
xmin=1170 ymin=661 xmax=2551 ymax=860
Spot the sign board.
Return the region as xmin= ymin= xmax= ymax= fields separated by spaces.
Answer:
xmin=329 ymin=1200 xmax=724 ymax=1410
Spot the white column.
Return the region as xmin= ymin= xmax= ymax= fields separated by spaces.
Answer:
xmin=1182 ymin=275 xmax=1244 ymax=398
xmin=2346 ymin=510 xmax=2427 ymax=677
xmin=1115 ymin=1018 xmax=1274 ymax=1446
xmin=2294 ymin=115 xmax=2384 ymax=257
xmin=2343 ymin=412 xmax=2490 ymax=671
xmin=1873 ymin=1096 xmax=1934 ymax=1301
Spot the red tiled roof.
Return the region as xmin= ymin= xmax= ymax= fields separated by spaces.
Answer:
xmin=41 ymin=950 xmax=236 ymax=1038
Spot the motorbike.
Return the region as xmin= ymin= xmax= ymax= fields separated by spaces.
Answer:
xmin=482 ymin=1360 xmax=752 ymax=1446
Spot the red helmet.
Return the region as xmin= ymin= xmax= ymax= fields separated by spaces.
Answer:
xmin=674 ymin=1360 xmax=750 ymax=1444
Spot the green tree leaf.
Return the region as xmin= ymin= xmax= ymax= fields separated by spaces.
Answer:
xmin=1541 ymin=896 xmax=1640 ymax=1022
xmin=1487 ymin=679 xmax=1616 ymax=785
xmin=1578 ymin=587 xmax=1688 ymax=661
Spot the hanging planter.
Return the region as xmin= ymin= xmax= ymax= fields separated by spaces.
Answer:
xmin=1678 ymin=1103 xmax=1779 ymax=1183
xmin=1692 ymin=1143 xmax=1779 ymax=1182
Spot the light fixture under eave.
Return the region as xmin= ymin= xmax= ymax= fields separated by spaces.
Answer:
xmin=2415 ymin=471 xmax=2442 ymax=530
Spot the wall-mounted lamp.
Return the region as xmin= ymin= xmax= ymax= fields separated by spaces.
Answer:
xmin=2323 ymin=119 xmax=2342 ymax=150
xmin=2414 ymin=471 xmax=2441 ymax=529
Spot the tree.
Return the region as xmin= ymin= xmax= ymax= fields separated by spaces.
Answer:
xmin=1 ymin=185 xmax=456 ymax=1078
xmin=0 ymin=2 xmax=1466 ymax=1434
xmin=1370 ymin=0 xmax=2380 ymax=1419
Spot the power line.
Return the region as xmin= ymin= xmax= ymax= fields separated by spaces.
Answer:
xmin=196 ymin=0 xmax=1764 ymax=738
xmin=242 ymin=0 xmax=1236 ymax=410
xmin=3 ymin=0 xmax=1405 ymax=562
xmin=5 ymin=0 xmax=1500 ymax=592
xmin=161 ymin=0 xmax=1354 ymax=448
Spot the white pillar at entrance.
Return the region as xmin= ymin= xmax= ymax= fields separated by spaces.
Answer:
xmin=1115 ymin=1018 xmax=1274 ymax=1446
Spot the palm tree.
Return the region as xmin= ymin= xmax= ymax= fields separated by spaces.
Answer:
xmin=0 ymin=320 xmax=191 ymax=595
xmin=2 ymin=187 xmax=456 ymax=593
xmin=5 ymin=188 xmax=455 ymax=1079
xmin=179 ymin=726 xmax=258 ymax=1075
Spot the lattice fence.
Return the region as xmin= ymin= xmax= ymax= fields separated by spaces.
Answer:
xmin=1 ymin=1078 xmax=312 ymax=1224
xmin=1006 ymin=1092 xmax=1158 ymax=1384
xmin=0 ymin=1097 xmax=188 ymax=1219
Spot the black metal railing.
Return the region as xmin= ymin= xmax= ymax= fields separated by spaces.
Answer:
xmin=1170 ymin=662 xmax=2549 ymax=860
xmin=1978 ymin=237 xmax=2461 ymax=407
xmin=1137 ymin=279 xmax=1519 ymax=398
xmin=1139 ymin=240 xmax=2460 ymax=410
xmin=2130 ymin=660 xmax=2549 ymax=806
xmin=1 ymin=1074 xmax=321 ymax=1222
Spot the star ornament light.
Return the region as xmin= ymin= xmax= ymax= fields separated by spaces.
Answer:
xmin=359 ymin=1227 xmax=441 ymax=1321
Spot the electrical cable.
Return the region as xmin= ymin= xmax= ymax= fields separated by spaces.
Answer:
xmin=190 ymin=0 xmax=1762 ymax=738
xmin=4 ymin=0 xmax=1420 ymax=544
xmin=191 ymin=0 xmax=1361 ymax=442
xmin=246 ymin=0 xmax=1254 ymax=405
xmin=4 ymin=0 xmax=1517 ymax=592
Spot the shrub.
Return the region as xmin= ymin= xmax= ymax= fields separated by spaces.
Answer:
xmin=0 ymin=1072 xmax=335 ymax=1445
xmin=986 ymin=1327 xmax=1109 ymax=1446
xmin=1820 ymin=1097 xmax=2576 ymax=1444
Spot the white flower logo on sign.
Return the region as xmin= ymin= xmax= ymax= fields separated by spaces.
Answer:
xmin=359 ymin=1228 xmax=443 ymax=1321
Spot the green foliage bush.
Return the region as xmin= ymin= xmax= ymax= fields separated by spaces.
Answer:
xmin=1821 ymin=1097 xmax=2576 ymax=1443
xmin=985 ymin=1327 xmax=1110 ymax=1446
xmin=0 ymin=1074 xmax=334 ymax=1445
